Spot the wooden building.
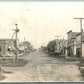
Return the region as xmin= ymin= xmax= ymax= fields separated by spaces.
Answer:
xmin=0 ymin=39 xmax=16 ymax=56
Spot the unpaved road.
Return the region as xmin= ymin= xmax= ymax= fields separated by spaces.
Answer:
xmin=1 ymin=49 xmax=84 ymax=82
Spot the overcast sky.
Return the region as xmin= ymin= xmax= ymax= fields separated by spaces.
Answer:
xmin=0 ymin=2 xmax=84 ymax=48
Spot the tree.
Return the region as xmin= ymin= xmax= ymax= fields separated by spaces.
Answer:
xmin=47 ymin=40 xmax=56 ymax=54
xmin=18 ymin=41 xmax=33 ymax=52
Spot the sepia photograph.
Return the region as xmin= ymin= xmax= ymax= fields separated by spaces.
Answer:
xmin=0 ymin=1 xmax=84 ymax=82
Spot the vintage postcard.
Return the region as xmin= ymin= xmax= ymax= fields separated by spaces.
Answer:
xmin=0 ymin=1 xmax=84 ymax=82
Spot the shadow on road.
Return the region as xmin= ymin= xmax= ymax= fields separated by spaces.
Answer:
xmin=0 ymin=59 xmax=28 ymax=67
xmin=0 ymin=74 xmax=6 ymax=81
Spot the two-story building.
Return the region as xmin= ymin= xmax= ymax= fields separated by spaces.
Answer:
xmin=55 ymin=39 xmax=68 ymax=56
xmin=60 ymin=39 xmax=68 ymax=56
xmin=55 ymin=39 xmax=63 ymax=54
xmin=76 ymin=33 xmax=84 ymax=58
xmin=67 ymin=30 xmax=79 ymax=57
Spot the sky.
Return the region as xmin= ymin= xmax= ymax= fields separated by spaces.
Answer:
xmin=0 ymin=2 xmax=84 ymax=48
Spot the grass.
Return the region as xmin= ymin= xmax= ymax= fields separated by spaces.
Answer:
xmin=0 ymin=58 xmax=28 ymax=67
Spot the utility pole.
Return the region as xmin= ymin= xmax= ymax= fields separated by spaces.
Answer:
xmin=55 ymin=36 xmax=62 ymax=54
xmin=24 ymin=37 xmax=25 ymax=52
xmin=55 ymin=36 xmax=61 ymax=40
xmin=15 ymin=24 xmax=18 ymax=60
xmin=62 ymin=37 xmax=64 ymax=55
xmin=13 ymin=24 xmax=19 ymax=61
xmin=74 ymin=17 xmax=84 ymax=60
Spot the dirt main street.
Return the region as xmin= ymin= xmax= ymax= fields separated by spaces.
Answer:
xmin=0 ymin=49 xmax=84 ymax=82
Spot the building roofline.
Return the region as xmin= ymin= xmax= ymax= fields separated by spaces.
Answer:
xmin=67 ymin=30 xmax=72 ymax=34
xmin=76 ymin=33 xmax=81 ymax=36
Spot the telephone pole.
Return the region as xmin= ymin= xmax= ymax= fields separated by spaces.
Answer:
xmin=55 ymin=36 xmax=62 ymax=54
xmin=15 ymin=24 xmax=18 ymax=60
xmin=74 ymin=17 xmax=84 ymax=59
xmin=24 ymin=37 xmax=25 ymax=52
xmin=13 ymin=24 xmax=19 ymax=60
xmin=55 ymin=36 xmax=61 ymax=40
